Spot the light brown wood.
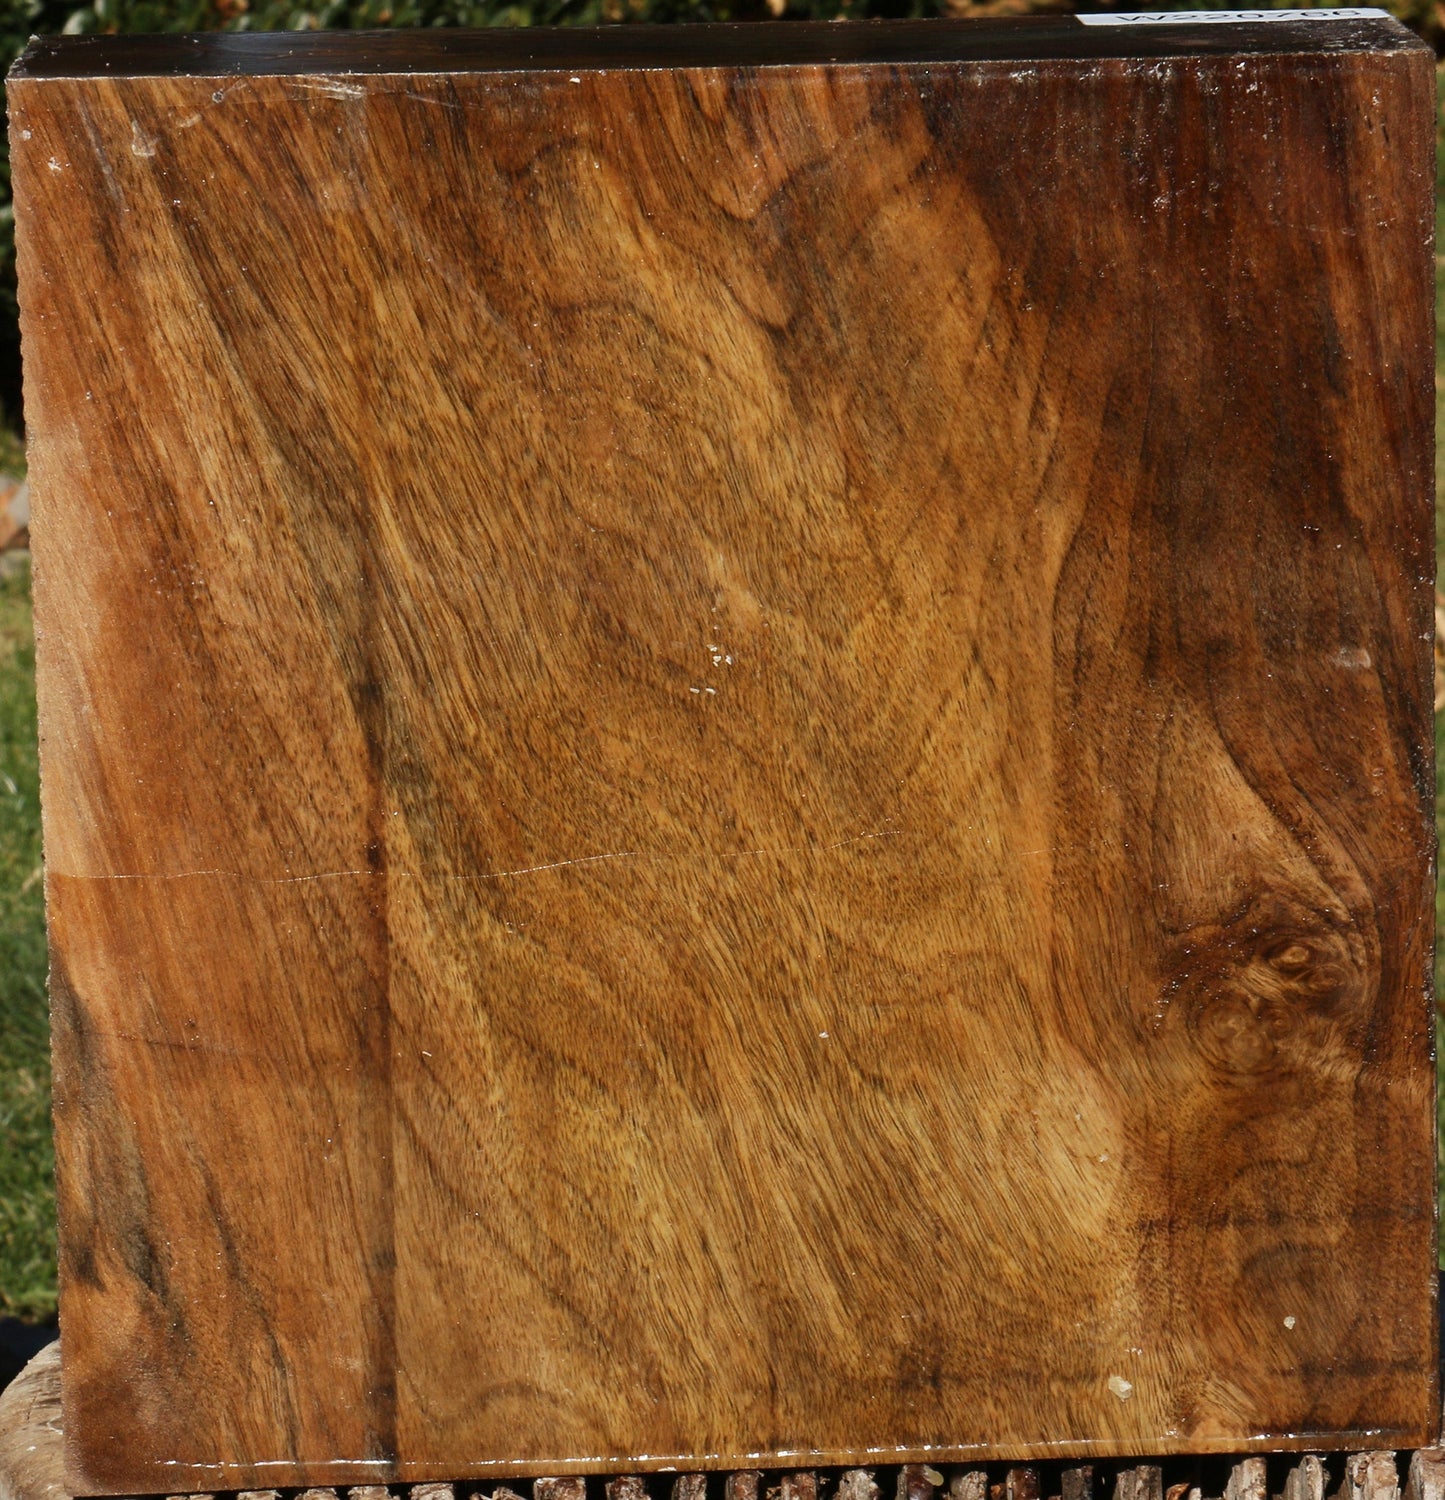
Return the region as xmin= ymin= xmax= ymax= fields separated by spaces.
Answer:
xmin=1335 ymin=1457 xmax=1400 ymax=1500
xmin=8 ymin=11 xmax=1438 ymax=1496
xmin=1221 ymin=1464 xmax=1261 ymax=1500
xmin=840 ymin=1475 xmax=880 ymax=1500
xmin=0 ymin=1336 xmax=1436 ymax=1500
xmin=1285 ymin=1462 xmax=1328 ymax=1500
xmin=1405 ymin=1453 xmax=1445 ymax=1500
xmin=1115 ymin=1471 xmax=1161 ymax=1500
xmin=0 ymin=1342 xmax=63 ymax=1500
xmin=535 ymin=1481 xmax=586 ymax=1500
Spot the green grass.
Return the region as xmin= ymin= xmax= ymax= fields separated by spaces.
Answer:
xmin=0 ymin=555 xmax=53 ymax=1323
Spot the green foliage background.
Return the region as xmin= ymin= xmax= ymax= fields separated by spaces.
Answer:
xmin=0 ymin=558 xmax=48 ymax=1322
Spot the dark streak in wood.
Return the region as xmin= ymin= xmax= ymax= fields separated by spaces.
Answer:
xmin=9 ymin=12 xmax=1438 ymax=1495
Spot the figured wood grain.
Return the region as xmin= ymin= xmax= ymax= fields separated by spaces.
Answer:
xmin=9 ymin=13 xmax=1438 ymax=1494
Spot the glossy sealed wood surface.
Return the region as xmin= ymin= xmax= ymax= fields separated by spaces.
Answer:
xmin=7 ymin=12 xmax=1423 ymax=74
xmin=9 ymin=16 xmax=1438 ymax=1494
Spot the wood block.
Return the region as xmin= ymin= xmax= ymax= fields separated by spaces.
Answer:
xmin=9 ymin=10 xmax=1437 ymax=1493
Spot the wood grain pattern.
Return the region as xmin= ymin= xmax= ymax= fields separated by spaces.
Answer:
xmin=9 ymin=15 xmax=1438 ymax=1493
xmin=0 ymin=1340 xmax=63 ymax=1500
xmin=0 ymin=1345 xmax=1424 ymax=1500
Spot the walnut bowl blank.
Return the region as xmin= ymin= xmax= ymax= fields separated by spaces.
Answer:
xmin=9 ymin=13 xmax=1438 ymax=1495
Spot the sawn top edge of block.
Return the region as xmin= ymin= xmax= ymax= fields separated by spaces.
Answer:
xmin=7 ymin=11 xmax=1427 ymax=81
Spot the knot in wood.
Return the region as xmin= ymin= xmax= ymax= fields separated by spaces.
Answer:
xmin=1166 ymin=898 xmax=1366 ymax=1078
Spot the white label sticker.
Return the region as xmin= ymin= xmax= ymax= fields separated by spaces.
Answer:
xmin=1077 ymin=7 xmax=1389 ymax=21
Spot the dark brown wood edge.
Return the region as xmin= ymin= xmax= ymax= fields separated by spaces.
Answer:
xmin=7 ymin=12 xmax=1427 ymax=82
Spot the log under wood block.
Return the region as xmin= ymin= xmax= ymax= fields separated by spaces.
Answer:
xmin=1336 ymin=1458 xmax=1401 ymax=1500
xmin=840 ymin=1476 xmax=881 ymax=1500
xmin=1406 ymin=1454 xmax=1445 ymax=1500
xmin=1286 ymin=1462 xmax=1329 ymax=1500
xmin=8 ymin=9 xmax=1438 ymax=1495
